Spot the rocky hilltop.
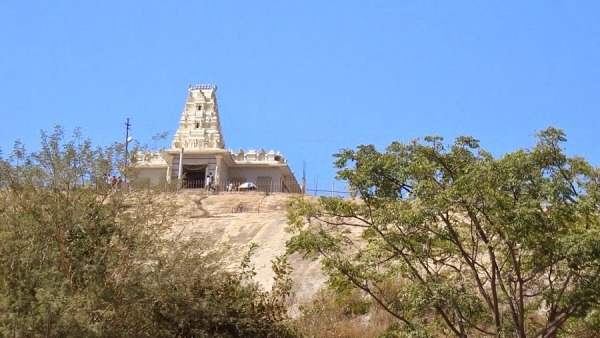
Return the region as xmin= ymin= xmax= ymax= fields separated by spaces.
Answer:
xmin=170 ymin=190 xmax=326 ymax=313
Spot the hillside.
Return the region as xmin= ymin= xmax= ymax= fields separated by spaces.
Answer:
xmin=170 ymin=190 xmax=326 ymax=314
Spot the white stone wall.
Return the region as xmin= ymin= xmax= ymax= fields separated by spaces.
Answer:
xmin=227 ymin=167 xmax=282 ymax=184
xmin=135 ymin=167 xmax=167 ymax=184
xmin=229 ymin=149 xmax=286 ymax=164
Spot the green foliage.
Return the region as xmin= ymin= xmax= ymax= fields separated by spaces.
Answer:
xmin=287 ymin=127 xmax=600 ymax=337
xmin=0 ymin=126 xmax=297 ymax=337
xmin=135 ymin=240 xmax=297 ymax=338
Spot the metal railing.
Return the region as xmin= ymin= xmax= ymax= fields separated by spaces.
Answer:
xmin=179 ymin=179 xmax=303 ymax=194
xmin=303 ymin=188 xmax=351 ymax=197
xmin=129 ymin=177 xmax=352 ymax=197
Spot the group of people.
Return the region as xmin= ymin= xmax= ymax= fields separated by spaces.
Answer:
xmin=203 ymin=173 xmax=255 ymax=192
xmin=110 ymin=175 xmax=123 ymax=190
xmin=205 ymin=173 xmax=242 ymax=192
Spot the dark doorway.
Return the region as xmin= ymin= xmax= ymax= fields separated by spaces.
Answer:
xmin=182 ymin=165 xmax=206 ymax=188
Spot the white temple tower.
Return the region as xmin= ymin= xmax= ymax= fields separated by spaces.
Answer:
xmin=171 ymin=84 xmax=224 ymax=151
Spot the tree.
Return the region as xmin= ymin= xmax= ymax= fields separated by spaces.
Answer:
xmin=0 ymin=126 xmax=297 ymax=337
xmin=287 ymin=127 xmax=600 ymax=337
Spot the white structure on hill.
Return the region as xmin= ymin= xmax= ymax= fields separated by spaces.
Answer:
xmin=133 ymin=84 xmax=301 ymax=193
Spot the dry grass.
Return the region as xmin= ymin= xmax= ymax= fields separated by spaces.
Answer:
xmin=294 ymin=288 xmax=396 ymax=338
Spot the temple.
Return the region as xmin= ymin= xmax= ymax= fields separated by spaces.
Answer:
xmin=133 ymin=84 xmax=301 ymax=193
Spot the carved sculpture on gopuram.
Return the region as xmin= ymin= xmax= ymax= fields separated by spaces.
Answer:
xmin=171 ymin=84 xmax=225 ymax=150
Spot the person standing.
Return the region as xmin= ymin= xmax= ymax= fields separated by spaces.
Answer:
xmin=206 ymin=172 xmax=213 ymax=191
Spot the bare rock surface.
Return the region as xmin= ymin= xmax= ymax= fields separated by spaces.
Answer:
xmin=171 ymin=190 xmax=326 ymax=312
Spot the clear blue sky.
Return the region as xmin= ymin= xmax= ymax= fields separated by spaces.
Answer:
xmin=1 ymin=1 xmax=598 ymax=190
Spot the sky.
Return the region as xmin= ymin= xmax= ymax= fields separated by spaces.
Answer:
xmin=1 ymin=1 xmax=599 ymax=192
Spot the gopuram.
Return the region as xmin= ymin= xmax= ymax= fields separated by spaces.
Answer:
xmin=133 ymin=84 xmax=301 ymax=193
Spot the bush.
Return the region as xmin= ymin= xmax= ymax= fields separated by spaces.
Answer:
xmin=0 ymin=126 xmax=298 ymax=337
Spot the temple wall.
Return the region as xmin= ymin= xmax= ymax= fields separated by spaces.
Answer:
xmin=226 ymin=167 xmax=282 ymax=184
xmin=217 ymin=164 xmax=229 ymax=185
xmin=135 ymin=168 xmax=167 ymax=184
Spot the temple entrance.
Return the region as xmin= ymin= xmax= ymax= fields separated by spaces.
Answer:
xmin=182 ymin=164 xmax=206 ymax=188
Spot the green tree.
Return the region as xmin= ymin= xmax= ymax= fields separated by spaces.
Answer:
xmin=0 ymin=126 xmax=297 ymax=337
xmin=287 ymin=127 xmax=600 ymax=337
